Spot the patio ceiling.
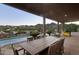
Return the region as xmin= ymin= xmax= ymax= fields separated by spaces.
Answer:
xmin=5 ymin=3 xmax=79 ymax=23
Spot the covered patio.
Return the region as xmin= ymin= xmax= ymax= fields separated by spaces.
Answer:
xmin=1 ymin=3 xmax=79 ymax=55
xmin=6 ymin=3 xmax=79 ymax=35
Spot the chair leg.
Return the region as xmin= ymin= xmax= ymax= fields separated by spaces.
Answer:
xmin=23 ymin=49 xmax=26 ymax=55
xmin=14 ymin=49 xmax=19 ymax=55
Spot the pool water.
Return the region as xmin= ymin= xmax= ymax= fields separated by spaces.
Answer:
xmin=0 ymin=35 xmax=28 ymax=47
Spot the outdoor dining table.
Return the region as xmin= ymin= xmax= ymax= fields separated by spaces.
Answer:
xmin=19 ymin=36 xmax=63 ymax=55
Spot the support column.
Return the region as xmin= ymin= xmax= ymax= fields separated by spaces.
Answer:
xmin=43 ymin=16 xmax=46 ymax=37
xmin=0 ymin=48 xmax=2 ymax=55
xmin=62 ymin=22 xmax=64 ymax=32
xmin=57 ymin=21 xmax=60 ymax=33
xmin=61 ymin=22 xmax=65 ymax=37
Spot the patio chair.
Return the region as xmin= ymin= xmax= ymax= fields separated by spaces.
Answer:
xmin=59 ymin=39 xmax=64 ymax=54
xmin=13 ymin=49 xmax=19 ymax=55
xmin=48 ymin=39 xmax=64 ymax=55
xmin=39 ymin=38 xmax=64 ymax=55
xmin=13 ymin=48 xmax=27 ymax=55
xmin=27 ymin=36 xmax=33 ymax=42
xmin=13 ymin=47 xmax=32 ymax=55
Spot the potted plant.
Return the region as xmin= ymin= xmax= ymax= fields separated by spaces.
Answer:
xmin=30 ymin=30 xmax=39 ymax=39
xmin=47 ymin=29 xmax=52 ymax=36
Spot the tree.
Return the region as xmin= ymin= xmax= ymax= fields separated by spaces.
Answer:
xmin=64 ymin=24 xmax=78 ymax=36
xmin=64 ymin=24 xmax=78 ymax=32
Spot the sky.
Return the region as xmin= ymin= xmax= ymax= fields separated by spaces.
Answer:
xmin=65 ymin=21 xmax=79 ymax=25
xmin=0 ymin=4 xmax=57 ymax=26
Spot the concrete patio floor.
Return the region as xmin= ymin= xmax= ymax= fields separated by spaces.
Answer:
xmin=64 ymin=32 xmax=79 ymax=55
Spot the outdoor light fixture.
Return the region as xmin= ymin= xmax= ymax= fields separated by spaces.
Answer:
xmin=64 ymin=14 xmax=67 ymax=17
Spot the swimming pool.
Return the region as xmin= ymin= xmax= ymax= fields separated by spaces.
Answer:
xmin=0 ymin=35 xmax=28 ymax=47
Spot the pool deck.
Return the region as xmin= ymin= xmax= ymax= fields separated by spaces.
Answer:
xmin=64 ymin=32 xmax=79 ymax=55
xmin=1 ymin=32 xmax=79 ymax=55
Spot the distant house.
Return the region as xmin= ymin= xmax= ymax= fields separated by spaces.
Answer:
xmin=12 ymin=31 xmax=17 ymax=35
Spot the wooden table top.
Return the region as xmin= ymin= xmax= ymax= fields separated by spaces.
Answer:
xmin=19 ymin=36 xmax=63 ymax=55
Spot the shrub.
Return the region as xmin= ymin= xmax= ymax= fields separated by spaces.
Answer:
xmin=47 ymin=30 xmax=52 ymax=36
xmin=30 ymin=30 xmax=39 ymax=39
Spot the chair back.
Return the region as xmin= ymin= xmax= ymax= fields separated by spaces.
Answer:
xmin=48 ymin=39 xmax=64 ymax=55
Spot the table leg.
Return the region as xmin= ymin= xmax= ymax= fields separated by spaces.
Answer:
xmin=11 ymin=44 xmax=15 ymax=54
xmin=0 ymin=48 xmax=2 ymax=55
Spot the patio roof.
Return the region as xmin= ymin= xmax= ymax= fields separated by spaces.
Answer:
xmin=5 ymin=3 xmax=79 ymax=23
